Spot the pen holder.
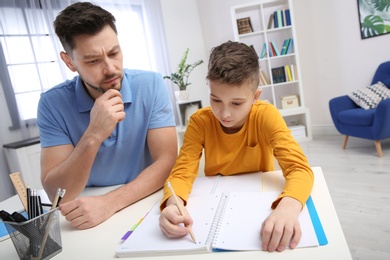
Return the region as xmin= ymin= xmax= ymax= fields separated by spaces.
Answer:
xmin=4 ymin=208 xmax=62 ymax=260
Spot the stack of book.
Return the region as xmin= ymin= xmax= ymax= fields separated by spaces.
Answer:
xmin=268 ymin=38 xmax=293 ymax=57
xmin=271 ymin=64 xmax=298 ymax=84
xmin=267 ymin=9 xmax=291 ymax=29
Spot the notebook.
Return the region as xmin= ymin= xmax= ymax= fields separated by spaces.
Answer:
xmin=116 ymin=172 xmax=327 ymax=257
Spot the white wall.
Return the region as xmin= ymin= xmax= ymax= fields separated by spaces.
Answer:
xmin=160 ymin=0 xmax=210 ymax=107
xmin=194 ymin=0 xmax=390 ymax=135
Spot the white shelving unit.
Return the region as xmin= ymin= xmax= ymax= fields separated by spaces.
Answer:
xmin=175 ymin=99 xmax=202 ymax=147
xmin=231 ymin=0 xmax=312 ymax=141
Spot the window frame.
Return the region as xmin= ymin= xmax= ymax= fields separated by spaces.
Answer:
xmin=0 ymin=0 xmax=162 ymax=130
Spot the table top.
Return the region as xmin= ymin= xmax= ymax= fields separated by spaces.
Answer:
xmin=0 ymin=167 xmax=352 ymax=260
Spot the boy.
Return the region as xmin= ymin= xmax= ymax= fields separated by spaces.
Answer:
xmin=159 ymin=41 xmax=314 ymax=252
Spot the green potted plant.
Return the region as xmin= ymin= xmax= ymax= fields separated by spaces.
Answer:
xmin=164 ymin=48 xmax=203 ymax=100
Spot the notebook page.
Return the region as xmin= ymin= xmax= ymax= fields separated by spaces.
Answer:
xmin=116 ymin=195 xmax=221 ymax=257
xmin=212 ymin=192 xmax=319 ymax=251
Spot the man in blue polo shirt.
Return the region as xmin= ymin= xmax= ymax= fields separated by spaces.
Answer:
xmin=37 ymin=2 xmax=177 ymax=229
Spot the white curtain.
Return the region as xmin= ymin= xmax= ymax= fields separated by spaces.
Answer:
xmin=0 ymin=0 xmax=174 ymax=139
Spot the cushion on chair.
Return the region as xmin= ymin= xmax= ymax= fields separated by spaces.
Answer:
xmin=347 ymin=81 xmax=390 ymax=110
xmin=338 ymin=108 xmax=375 ymax=126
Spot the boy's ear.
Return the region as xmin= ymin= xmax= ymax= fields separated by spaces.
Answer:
xmin=60 ymin=51 xmax=77 ymax=72
xmin=253 ymin=88 xmax=262 ymax=101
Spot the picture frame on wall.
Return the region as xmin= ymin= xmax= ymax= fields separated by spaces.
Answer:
xmin=357 ymin=0 xmax=390 ymax=39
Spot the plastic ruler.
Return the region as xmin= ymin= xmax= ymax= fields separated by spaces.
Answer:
xmin=9 ymin=172 xmax=28 ymax=211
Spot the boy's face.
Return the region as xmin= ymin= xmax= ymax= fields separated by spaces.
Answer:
xmin=60 ymin=25 xmax=124 ymax=99
xmin=209 ymin=80 xmax=261 ymax=133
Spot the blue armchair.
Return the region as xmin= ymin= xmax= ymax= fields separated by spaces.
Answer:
xmin=329 ymin=61 xmax=390 ymax=157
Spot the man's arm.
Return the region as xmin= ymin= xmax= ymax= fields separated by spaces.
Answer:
xmin=102 ymin=126 xmax=178 ymax=212
xmin=59 ymin=126 xmax=178 ymax=229
xmin=41 ymin=89 xmax=125 ymax=202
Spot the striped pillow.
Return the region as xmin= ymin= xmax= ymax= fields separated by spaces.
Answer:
xmin=348 ymin=81 xmax=390 ymax=110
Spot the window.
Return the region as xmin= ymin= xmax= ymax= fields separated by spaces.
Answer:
xmin=0 ymin=0 xmax=159 ymax=129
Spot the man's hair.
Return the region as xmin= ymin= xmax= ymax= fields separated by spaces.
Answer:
xmin=206 ymin=41 xmax=260 ymax=91
xmin=54 ymin=2 xmax=117 ymax=54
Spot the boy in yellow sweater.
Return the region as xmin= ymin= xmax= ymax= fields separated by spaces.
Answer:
xmin=159 ymin=41 xmax=314 ymax=252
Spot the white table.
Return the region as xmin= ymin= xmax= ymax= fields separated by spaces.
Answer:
xmin=0 ymin=167 xmax=352 ymax=259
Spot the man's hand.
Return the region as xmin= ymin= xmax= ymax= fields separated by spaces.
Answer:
xmin=260 ymin=197 xmax=302 ymax=252
xmin=59 ymin=195 xmax=115 ymax=229
xmin=159 ymin=197 xmax=193 ymax=238
xmin=88 ymin=89 xmax=126 ymax=142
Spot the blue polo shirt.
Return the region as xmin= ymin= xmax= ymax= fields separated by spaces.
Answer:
xmin=37 ymin=69 xmax=175 ymax=186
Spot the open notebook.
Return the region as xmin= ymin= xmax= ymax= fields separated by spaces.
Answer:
xmin=116 ymin=172 xmax=327 ymax=257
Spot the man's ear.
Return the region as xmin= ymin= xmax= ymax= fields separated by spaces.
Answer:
xmin=60 ymin=51 xmax=77 ymax=72
xmin=253 ymin=88 xmax=262 ymax=102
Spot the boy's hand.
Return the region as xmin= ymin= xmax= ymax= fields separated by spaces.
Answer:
xmin=159 ymin=197 xmax=194 ymax=238
xmin=260 ymin=197 xmax=302 ymax=252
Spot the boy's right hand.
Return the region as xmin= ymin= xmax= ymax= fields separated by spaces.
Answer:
xmin=159 ymin=197 xmax=194 ymax=238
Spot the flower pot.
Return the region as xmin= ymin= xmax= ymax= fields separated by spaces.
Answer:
xmin=175 ymin=90 xmax=189 ymax=100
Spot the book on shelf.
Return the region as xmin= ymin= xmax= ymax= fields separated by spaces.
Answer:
xmin=293 ymin=63 xmax=298 ymax=80
xmin=285 ymin=9 xmax=291 ymax=26
xmin=236 ymin=17 xmax=253 ymax=35
xmin=269 ymin=42 xmax=277 ymax=57
xmin=267 ymin=13 xmax=274 ymax=29
xmin=285 ymin=38 xmax=293 ymax=54
xmin=285 ymin=65 xmax=293 ymax=82
xmin=280 ymin=38 xmax=293 ymax=55
xmin=272 ymin=66 xmax=286 ymax=84
xmin=260 ymin=43 xmax=267 ymax=59
xmin=270 ymin=41 xmax=280 ymax=56
xmin=268 ymin=43 xmax=273 ymax=57
xmin=115 ymin=172 xmax=327 ymax=257
xmin=260 ymin=69 xmax=270 ymax=84
xmin=272 ymin=9 xmax=291 ymax=29
xmin=249 ymin=45 xmax=258 ymax=57
xmin=280 ymin=39 xmax=288 ymax=55
xmin=291 ymin=64 xmax=296 ymax=81
xmin=259 ymin=73 xmax=266 ymax=86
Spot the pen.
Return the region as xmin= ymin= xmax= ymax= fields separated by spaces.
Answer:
xmin=166 ymin=182 xmax=197 ymax=244
xmin=56 ymin=189 xmax=66 ymax=207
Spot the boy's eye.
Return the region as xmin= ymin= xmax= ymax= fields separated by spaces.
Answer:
xmin=212 ymin=99 xmax=221 ymax=103
xmin=232 ymin=102 xmax=242 ymax=106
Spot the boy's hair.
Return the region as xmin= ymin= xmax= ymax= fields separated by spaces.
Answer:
xmin=207 ymin=41 xmax=260 ymax=91
xmin=54 ymin=2 xmax=117 ymax=55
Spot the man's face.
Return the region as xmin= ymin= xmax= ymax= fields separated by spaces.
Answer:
xmin=62 ymin=25 xmax=124 ymax=99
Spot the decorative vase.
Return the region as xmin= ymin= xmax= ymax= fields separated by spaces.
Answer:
xmin=176 ymin=90 xmax=189 ymax=100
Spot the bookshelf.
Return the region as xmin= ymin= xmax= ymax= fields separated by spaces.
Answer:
xmin=175 ymin=99 xmax=202 ymax=147
xmin=231 ymin=0 xmax=312 ymax=141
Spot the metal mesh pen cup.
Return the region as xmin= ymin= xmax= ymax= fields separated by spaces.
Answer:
xmin=4 ymin=208 xmax=62 ymax=260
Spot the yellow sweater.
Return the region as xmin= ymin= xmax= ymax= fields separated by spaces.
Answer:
xmin=162 ymin=101 xmax=313 ymax=209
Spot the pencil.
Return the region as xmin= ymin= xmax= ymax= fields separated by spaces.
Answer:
xmin=166 ymin=182 xmax=197 ymax=243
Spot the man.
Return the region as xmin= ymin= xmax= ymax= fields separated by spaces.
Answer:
xmin=37 ymin=2 xmax=177 ymax=229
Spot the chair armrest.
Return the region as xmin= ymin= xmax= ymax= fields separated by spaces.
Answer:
xmin=373 ymin=98 xmax=390 ymax=138
xmin=329 ymin=95 xmax=358 ymax=121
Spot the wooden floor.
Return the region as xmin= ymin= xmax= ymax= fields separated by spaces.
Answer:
xmin=299 ymin=135 xmax=390 ymax=260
